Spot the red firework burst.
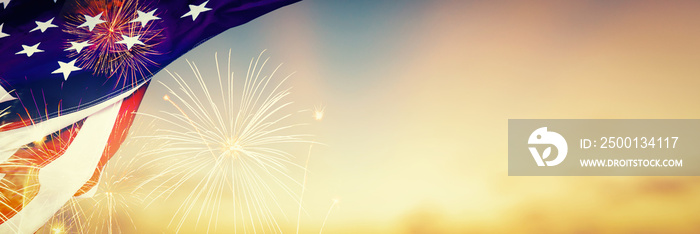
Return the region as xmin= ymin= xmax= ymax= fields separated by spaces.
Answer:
xmin=63 ymin=0 xmax=164 ymax=88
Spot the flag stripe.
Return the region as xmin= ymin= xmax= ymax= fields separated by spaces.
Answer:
xmin=0 ymin=82 xmax=147 ymax=230
xmin=0 ymin=83 xmax=144 ymax=133
xmin=0 ymin=83 xmax=143 ymax=177
xmin=0 ymin=99 xmax=123 ymax=233
xmin=74 ymin=81 xmax=149 ymax=197
xmin=0 ymin=120 xmax=84 ymax=227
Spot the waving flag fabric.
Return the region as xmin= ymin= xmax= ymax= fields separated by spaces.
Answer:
xmin=0 ymin=0 xmax=299 ymax=232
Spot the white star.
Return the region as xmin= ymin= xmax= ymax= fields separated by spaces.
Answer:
xmin=65 ymin=40 xmax=92 ymax=53
xmin=30 ymin=17 xmax=58 ymax=33
xmin=52 ymin=59 xmax=81 ymax=80
xmin=15 ymin=42 xmax=44 ymax=57
xmin=116 ymin=34 xmax=144 ymax=50
xmin=0 ymin=0 xmax=11 ymax=9
xmin=78 ymin=13 xmax=105 ymax=31
xmin=0 ymin=24 xmax=8 ymax=39
xmin=130 ymin=9 xmax=160 ymax=27
xmin=0 ymin=86 xmax=16 ymax=103
xmin=181 ymin=1 xmax=211 ymax=21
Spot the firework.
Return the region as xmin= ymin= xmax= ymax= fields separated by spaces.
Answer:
xmin=36 ymin=145 xmax=149 ymax=234
xmin=83 ymin=157 xmax=144 ymax=233
xmin=138 ymin=50 xmax=312 ymax=233
xmin=0 ymin=158 xmax=40 ymax=228
xmin=39 ymin=197 xmax=85 ymax=234
xmin=63 ymin=0 xmax=164 ymax=88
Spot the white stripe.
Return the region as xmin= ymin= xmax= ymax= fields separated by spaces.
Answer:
xmin=0 ymin=84 xmax=143 ymax=164
xmin=0 ymin=99 xmax=122 ymax=233
xmin=0 ymin=87 xmax=16 ymax=104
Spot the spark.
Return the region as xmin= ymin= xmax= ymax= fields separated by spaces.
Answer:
xmin=51 ymin=225 xmax=63 ymax=234
xmin=295 ymin=145 xmax=313 ymax=234
xmin=40 ymin=197 xmax=86 ymax=234
xmin=0 ymin=160 xmax=40 ymax=226
xmin=80 ymin=156 xmax=144 ymax=234
xmin=319 ymin=199 xmax=338 ymax=234
xmin=313 ymin=105 xmax=325 ymax=121
xmin=138 ymin=50 xmax=313 ymax=233
xmin=33 ymin=136 xmax=46 ymax=146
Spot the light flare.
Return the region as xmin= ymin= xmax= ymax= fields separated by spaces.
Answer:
xmin=313 ymin=105 xmax=325 ymax=121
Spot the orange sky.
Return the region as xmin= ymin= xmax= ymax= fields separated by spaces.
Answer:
xmin=45 ymin=1 xmax=700 ymax=233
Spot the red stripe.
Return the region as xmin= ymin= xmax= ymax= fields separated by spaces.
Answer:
xmin=0 ymin=116 xmax=35 ymax=132
xmin=74 ymin=82 xmax=150 ymax=196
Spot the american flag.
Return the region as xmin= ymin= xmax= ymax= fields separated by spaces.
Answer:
xmin=0 ymin=0 xmax=299 ymax=232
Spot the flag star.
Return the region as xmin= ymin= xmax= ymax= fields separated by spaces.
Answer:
xmin=78 ymin=13 xmax=105 ymax=31
xmin=30 ymin=17 xmax=58 ymax=33
xmin=181 ymin=1 xmax=211 ymax=21
xmin=116 ymin=34 xmax=144 ymax=50
xmin=15 ymin=42 xmax=44 ymax=57
xmin=130 ymin=9 xmax=160 ymax=27
xmin=0 ymin=86 xmax=16 ymax=103
xmin=0 ymin=24 xmax=8 ymax=39
xmin=65 ymin=40 xmax=92 ymax=53
xmin=52 ymin=59 xmax=81 ymax=80
xmin=0 ymin=0 xmax=10 ymax=9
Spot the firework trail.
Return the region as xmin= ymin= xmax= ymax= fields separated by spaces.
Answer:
xmin=39 ymin=197 xmax=85 ymax=234
xmin=295 ymin=145 xmax=312 ymax=234
xmin=138 ymin=50 xmax=313 ymax=233
xmin=37 ymin=156 xmax=145 ymax=234
xmin=319 ymin=199 xmax=338 ymax=234
xmin=0 ymin=158 xmax=40 ymax=228
xmin=35 ymin=153 xmax=147 ymax=234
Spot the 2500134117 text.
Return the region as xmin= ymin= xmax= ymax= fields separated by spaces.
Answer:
xmin=579 ymin=137 xmax=678 ymax=149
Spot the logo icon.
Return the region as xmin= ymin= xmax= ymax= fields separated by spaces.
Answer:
xmin=528 ymin=127 xmax=567 ymax=166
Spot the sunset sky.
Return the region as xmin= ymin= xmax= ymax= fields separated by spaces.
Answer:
xmin=98 ymin=1 xmax=700 ymax=233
